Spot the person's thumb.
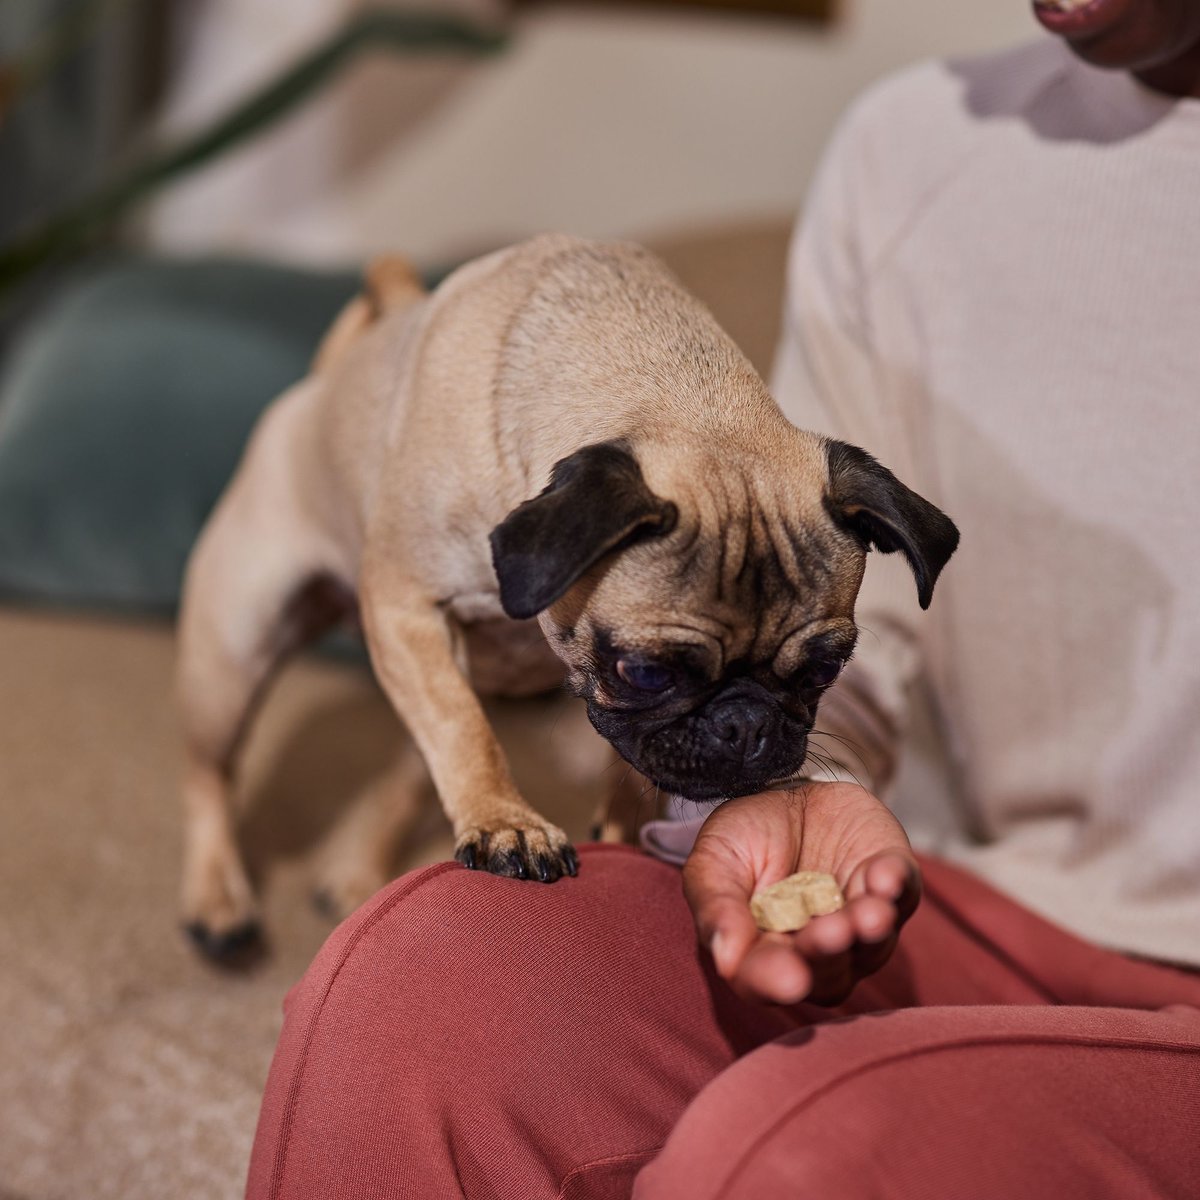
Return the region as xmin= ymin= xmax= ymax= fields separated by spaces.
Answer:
xmin=682 ymin=843 xmax=760 ymax=979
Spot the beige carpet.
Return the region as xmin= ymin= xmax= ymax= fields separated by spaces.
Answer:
xmin=0 ymin=220 xmax=789 ymax=1199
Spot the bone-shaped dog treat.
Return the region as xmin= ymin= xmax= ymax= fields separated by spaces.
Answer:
xmin=751 ymin=871 xmax=845 ymax=932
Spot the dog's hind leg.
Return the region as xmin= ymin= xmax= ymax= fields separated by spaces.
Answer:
xmin=311 ymin=742 xmax=430 ymax=920
xmin=590 ymin=760 xmax=663 ymax=844
xmin=175 ymin=389 xmax=353 ymax=961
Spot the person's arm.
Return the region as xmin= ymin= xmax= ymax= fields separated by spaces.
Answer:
xmin=686 ymin=101 xmax=934 ymax=1005
xmin=771 ymin=99 xmax=928 ymax=799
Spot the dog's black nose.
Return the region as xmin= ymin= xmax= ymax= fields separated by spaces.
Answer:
xmin=709 ymin=699 xmax=775 ymax=765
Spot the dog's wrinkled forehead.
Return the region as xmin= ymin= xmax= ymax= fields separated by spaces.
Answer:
xmin=564 ymin=463 xmax=865 ymax=672
xmin=673 ymin=492 xmax=855 ymax=640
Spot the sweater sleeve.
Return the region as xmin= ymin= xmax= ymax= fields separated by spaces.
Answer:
xmin=770 ymin=102 xmax=929 ymax=798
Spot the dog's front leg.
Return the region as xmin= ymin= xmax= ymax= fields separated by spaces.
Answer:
xmin=361 ymin=585 xmax=578 ymax=883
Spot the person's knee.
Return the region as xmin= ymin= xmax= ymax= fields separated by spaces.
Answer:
xmin=249 ymin=846 xmax=699 ymax=1197
xmin=636 ymin=1007 xmax=1200 ymax=1200
xmin=284 ymin=845 xmax=695 ymax=1058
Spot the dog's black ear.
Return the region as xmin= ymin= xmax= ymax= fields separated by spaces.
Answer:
xmin=490 ymin=441 xmax=677 ymax=620
xmin=824 ymin=440 xmax=959 ymax=610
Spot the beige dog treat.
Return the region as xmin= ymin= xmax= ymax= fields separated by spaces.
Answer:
xmin=751 ymin=871 xmax=845 ymax=932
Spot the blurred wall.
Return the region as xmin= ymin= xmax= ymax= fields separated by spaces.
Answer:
xmin=142 ymin=0 xmax=1035 ymax=265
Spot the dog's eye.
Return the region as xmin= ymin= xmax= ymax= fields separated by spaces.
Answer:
xmin=796 ymin=658 xmax=844 ymax=691
xmin=617 ymin=659 xmax=675 ymax=692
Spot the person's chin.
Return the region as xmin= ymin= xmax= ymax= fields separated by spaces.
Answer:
xmin=1032 ymin=0 xmax=1189 ymax=72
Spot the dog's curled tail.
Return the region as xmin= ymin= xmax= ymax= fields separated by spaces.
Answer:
xmin=312 ymin=253 xmax=427 ymax=374
xmin=364 ymin=255 xmax=426 ymax=313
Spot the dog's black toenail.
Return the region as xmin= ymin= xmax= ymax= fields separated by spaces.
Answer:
xmin=535 ymin=854 xmax=555 ymax=883
xmin=563 ymin=846 xmax=579 ymax=877
xmin=456 ymin=843 xmax=479 ymax=870
xmin=486 ymin=848 xmax=527 ymax=878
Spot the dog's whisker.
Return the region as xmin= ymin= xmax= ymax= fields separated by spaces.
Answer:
xmin=801 ymin=746 xmax=869 ymax=792
xmin=634 ymin=782 xmax=661 ymax=835
xmin=808 ymin=729 xmax=871 ymax=783
xmin=619 ymin=763 xmax=634 ymax=789
xmin=853 ymin=622 xmax=883 ymax=651
xmin=810 ymin=727 xmax=869 ymax=761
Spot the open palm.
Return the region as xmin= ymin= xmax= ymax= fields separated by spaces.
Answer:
xmin=683 ymin=782 xmax=920 ymax=1006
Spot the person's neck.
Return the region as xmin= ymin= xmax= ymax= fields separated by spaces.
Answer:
xmin=1133 ymin=46 xmax=1200 ymax=99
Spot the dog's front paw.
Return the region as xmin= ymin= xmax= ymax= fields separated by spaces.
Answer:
xmin=454 ymin=818 xmax=578 ymax=883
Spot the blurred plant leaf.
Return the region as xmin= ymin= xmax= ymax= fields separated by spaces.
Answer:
xmin=0 ymin=9 xmax=508 ymax=298
xmin=0 ymin=0 xmax=138 ymax=125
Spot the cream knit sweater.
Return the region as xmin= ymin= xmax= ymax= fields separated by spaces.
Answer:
xmin=772 ymin=38 xmax=1200 ymax=966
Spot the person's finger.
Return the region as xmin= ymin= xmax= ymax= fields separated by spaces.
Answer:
xmin=786 ymin=896 xmax=900 ymax=1005
xmin=862 ymin=854 xmax=911 ymax=900
xmin=734 ymin=935 xmax=813 ymax=1005
xmin=848 ymin=852 xmax=922 ymax=922
xmin=696 ymin=891 xmax=761 ymax=979
xmin=792 ymin=909 xmax=856 ymax=958
xmin=845 ymin=895 xmax=897 ymax=943
xmin=790 ymin=895 xmax=893 ymax=962
xmin=804 ymin=912 xmax=898 ymax=1005
xmin=867 ymin=857 xmax=919 ymax=928
xmin=682 ymin=858 xmax=761 ymax=979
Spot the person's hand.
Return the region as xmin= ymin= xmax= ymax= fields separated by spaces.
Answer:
xmin=682 ymin=782 xmax=920 ymax=1006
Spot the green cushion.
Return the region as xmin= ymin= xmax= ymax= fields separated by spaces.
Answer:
xmin=0 ymin=258 xmax=364 ymax=612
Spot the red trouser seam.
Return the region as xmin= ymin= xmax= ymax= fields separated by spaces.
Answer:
xmin=712 ymin=1032 xmax=1200 ymax=1200
xmin=267 ymin=860 xmax=461 ymax=1200
xmin=556 ymin=1147 xmax=664 ymax=1200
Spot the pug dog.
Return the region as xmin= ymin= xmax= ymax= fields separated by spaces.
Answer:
xmin=176 ymin=234 xmax=958 ymax=958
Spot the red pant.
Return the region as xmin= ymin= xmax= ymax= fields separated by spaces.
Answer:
xmin=247 ymin=846 xmax=1200 ymax=1199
